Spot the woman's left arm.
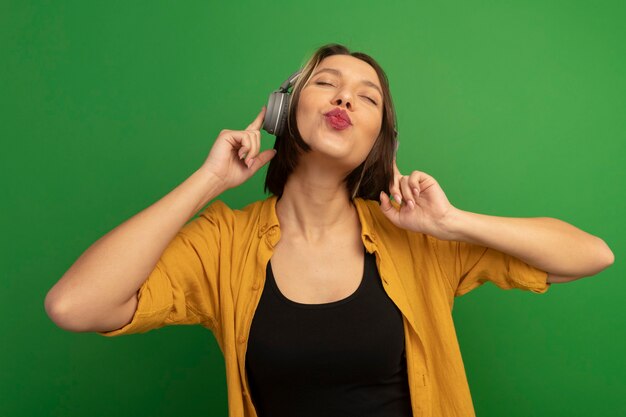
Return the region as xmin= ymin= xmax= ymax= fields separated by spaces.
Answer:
xmin=442 ymin=210 xmax=615 ymax=283
xmin=380 ymin=165 xmax=615 ymax=284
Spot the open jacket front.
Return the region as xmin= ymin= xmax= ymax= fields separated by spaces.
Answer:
xmin=99 ymin=195 xmax=551 ymax=417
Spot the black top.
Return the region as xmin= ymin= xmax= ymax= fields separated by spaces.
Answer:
xmin=245 ymin=248 xmax=413 ymax=417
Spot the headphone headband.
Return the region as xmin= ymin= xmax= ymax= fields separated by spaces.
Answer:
xmin=279 ymin=70 xmax=302 ymax=93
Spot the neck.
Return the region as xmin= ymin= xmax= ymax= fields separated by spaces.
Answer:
xmin=275 ymin=160 xmax=359 ymax=244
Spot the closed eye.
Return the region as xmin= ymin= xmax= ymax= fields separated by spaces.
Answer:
xmin=361 ymin=96 xmax=377 ymax=105
xmin=315 ymin=81 xmax=378 ymax=105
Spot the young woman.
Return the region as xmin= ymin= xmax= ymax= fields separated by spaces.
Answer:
xmin=46 ymin=43 xmax=614 ymax=417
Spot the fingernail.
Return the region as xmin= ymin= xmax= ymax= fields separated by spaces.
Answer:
xmin=413 ymin=188 xmax=420 ymax=198
xmin=394 ymin=194 xmax=402 ymax=204
xmin=246 ymin=158 xmax=254 ymax=168
xmin=240 ymin=152 xmax=247 ymax=160
xmin=408 ymin=200 xmax=415 ymax=209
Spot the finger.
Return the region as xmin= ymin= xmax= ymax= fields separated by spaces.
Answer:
xmin=246 ymin=130 xmax=260 ymax=165
xmin=389 ymin=177 xmax=402 ymax=204
xmin=378 ymin=191 xmax=401 ymax=225
xmin=222 ymin=129 xmax=245 ymax=156
xmin=390 ymin=158 xmax=402 ymax=204
xmin=379 ymin=191 xmax=391 ymax=211
xmin=408 ymin=171 xmax=421 ymax=199
xmin=246 ymin=105 xmax=267 ymax=131
xmin=250 ymin=131 xmax=262 ymax=166
xmin=399 ymin=176 xmax=415 ymax=209
xmin=247 ymin=148 xmax=277 ymax=171
xmin=238 ymin=132 xmax=252 ymax=160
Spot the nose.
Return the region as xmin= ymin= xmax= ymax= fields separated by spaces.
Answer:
xmin=332 ymin=88 xmax=353 ymax=110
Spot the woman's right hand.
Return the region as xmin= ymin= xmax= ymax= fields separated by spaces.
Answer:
xmin=199 ymin=106 xmax=277 ymax=192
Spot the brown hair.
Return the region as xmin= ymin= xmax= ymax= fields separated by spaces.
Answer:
xmin=263 ymin=43 xmax=398 ymax=201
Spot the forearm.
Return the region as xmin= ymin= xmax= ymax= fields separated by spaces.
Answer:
xmin=45 ymin=168 xmax=225 ymax=325
xmin=443 ymin=208 xmax=614 ymax=278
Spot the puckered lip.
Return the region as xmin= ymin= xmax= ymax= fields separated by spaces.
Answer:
xmin=323 ymin=108 xmax=352 ymax=125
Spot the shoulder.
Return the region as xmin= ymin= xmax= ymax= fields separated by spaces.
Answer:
xmin=198 ymin=197 xmax=267 ymax=228
xmin=354 ymin=198 xmax=405 ymax=237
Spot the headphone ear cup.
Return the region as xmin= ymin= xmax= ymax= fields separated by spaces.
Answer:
xmin=263 ymin=91 xmax=291 ymax=136
xmin=263 ymin=91 xmax=279 ymax=135
xmin=263 ymin=69 xmax=301 ymax=136
xmin=275 ymin=93 xmax=291 ymax=137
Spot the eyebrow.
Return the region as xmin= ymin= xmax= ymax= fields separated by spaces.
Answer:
xmin=312 ymin=67 xmax=383 ymax=98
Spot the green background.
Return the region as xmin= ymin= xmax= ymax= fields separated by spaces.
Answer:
xmin=2 ymin=1 xmax=624 ymax=416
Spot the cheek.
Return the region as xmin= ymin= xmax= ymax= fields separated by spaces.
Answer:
xmin=371 ymin=109 xmax=383 ymax=132
xmin=365 ymin=115 xmax=382 ymax=142
xmin=363 ymin=138 xmax=378 ymax=158
xmin=360 ymin=118 xmax=382 ymax=155
xmin=295 ymin=97 xmax=311 ymax=130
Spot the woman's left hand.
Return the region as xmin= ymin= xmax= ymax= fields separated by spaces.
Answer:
xmin=379 ymin=158 xmax=459 ymax=240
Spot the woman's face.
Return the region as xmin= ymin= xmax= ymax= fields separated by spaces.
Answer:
xmin=296 ymin=55 xmax=384 ymax=171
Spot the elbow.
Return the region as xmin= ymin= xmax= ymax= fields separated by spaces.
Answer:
xmin=45 ymin=293 xmax=69 ymax=330
xmin=44 ymin=289 xmax=83 ymax=332
xmin=45 ymin=291 xmax=71 ymax=330
xmin=44 ymin=287 xmax=62 ymax=322
xmin=571 ymin=238 xmax=615 ymax=280
xmin=600 ymin=239 xmax=615 ymax=270
xmin=590 ymin=237 xmax=614 ymax=276
xmin=547 ymin=238 xmax=614 ymax=283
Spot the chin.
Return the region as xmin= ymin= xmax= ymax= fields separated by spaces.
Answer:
xmin=313 ymin=148 xmax=366 ymax=174
xmin=301 ymin=126 xmax=368 ymax=162
xmin=307 ymin=134 xmax=353 ymax=158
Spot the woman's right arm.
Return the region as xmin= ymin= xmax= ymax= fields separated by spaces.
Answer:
xmin=44 ymin=169 xmax=226 ymax=332
xmin=45 ymin=106 xmax=275 ymax=332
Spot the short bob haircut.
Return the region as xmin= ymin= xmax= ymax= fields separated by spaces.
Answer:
xmin=264 ymin=43 xmax=399 ymax=201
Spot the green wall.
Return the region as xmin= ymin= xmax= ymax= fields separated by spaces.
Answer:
xmin=2 ymin=1 xmax=624 ymax=416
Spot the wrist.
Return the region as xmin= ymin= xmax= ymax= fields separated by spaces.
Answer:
xmin=437 ymin=206 xmax=465 ymax=241
xmin=192 ymin=168 xmax=227 ymax=209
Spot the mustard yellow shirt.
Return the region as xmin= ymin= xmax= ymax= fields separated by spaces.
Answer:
xmin=98 ymin=195 xmax=551 ymax=417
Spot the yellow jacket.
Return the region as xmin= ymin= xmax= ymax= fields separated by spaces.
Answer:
xmin=98 ymin=195 xmax=551 ymax=417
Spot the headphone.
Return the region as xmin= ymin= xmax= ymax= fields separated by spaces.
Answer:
xmin=262 ymin=69 xmax=302 ymax=137
xmin=262 ymin=69 xmax=398 ymax=149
